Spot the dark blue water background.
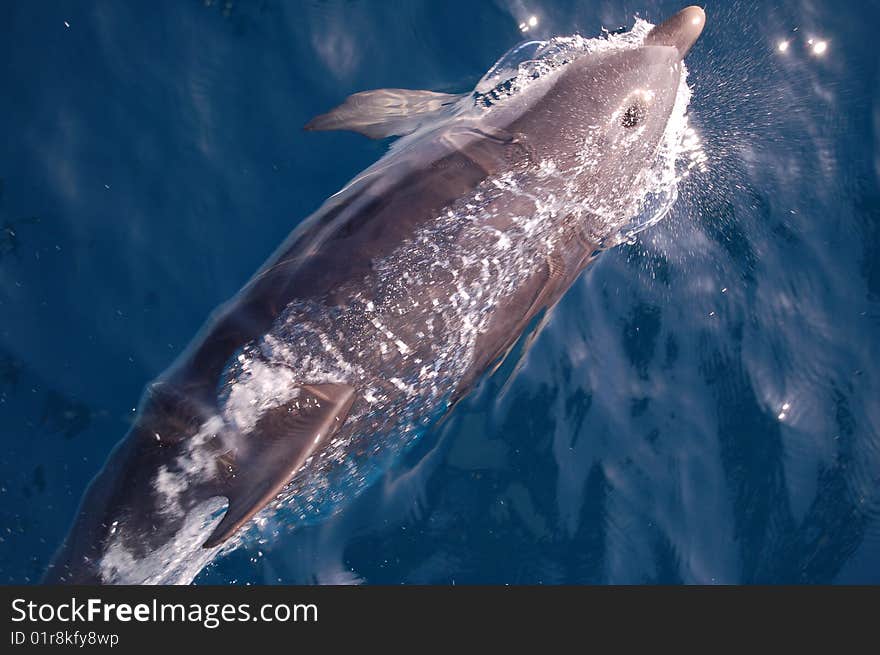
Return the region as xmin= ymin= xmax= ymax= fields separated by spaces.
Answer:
xmin=1 ymin=0 xmax=878 ymax=584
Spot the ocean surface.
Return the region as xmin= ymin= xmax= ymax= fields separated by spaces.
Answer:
xmin=1 ymin=0 xmax=878 ymax=584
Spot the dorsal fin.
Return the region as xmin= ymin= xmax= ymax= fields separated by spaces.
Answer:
xmin=304 ymin=88 xmax=464 ymax=139
xmin=202 ymin=383 xmax=356 ymax=548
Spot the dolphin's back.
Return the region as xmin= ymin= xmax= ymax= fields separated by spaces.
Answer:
xmin=170 ymin=124 xmax=530 ymax=397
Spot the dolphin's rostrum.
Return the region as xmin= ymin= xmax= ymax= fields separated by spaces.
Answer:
xmin=45 ymin=7 xmax=705 ymax=583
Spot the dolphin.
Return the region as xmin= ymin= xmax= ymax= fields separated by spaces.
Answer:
xmin=45 ymin=6 xmax=705 ymax=583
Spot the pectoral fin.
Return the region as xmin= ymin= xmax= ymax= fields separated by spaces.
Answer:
xmin=304 ymin=88 xmax=464 ymax=139
xmin=202 ymin=383 xmax=356 ymax=548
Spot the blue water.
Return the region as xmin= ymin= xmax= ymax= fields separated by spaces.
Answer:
xmin=1 ymin=0 xmax=878 ymax=584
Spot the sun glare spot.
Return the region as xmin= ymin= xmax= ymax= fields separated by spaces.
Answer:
xmin=778 ymin=402 xmax=792 ymax=421
xmin=520 ymin=15 xmax=539 ymax=32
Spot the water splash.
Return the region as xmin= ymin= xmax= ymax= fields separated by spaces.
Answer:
xmin=474 ymin=20 xmax=656 ymax=103
xmin=613 ymin=74 xmax=706 ymax=246
xmin=469 ymin=19 xmax=706 ymax=246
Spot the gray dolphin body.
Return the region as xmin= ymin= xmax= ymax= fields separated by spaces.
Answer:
xmin=46 ymin=7 xmax=705 ymax=584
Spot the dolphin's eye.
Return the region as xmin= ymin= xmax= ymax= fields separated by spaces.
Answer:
xmin=621 ymin=99 xmax=648 ymax=128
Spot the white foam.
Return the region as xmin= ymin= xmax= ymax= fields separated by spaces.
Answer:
xmin=100 ymin=498 xmax=228 ymax=585
xmin=152 ymin=415 xmax=225 ymax=519
xmin=222 ymin=358 xmax=302 ymax=433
